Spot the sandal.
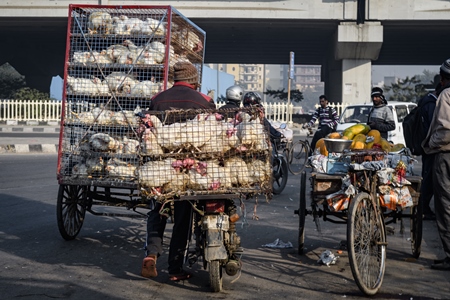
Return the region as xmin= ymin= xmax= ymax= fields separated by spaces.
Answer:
xmin=141 ymin=255 xmax=157 ymax=278
xmin=169 ymin=270 xmax=193 ymax=281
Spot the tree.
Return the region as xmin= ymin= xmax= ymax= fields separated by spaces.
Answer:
xmin=264 ymin=88 xmax=303 ymax=103
xmin=383 ymin=75 xmax=426 ymax=103
xmin=11 ymin=87 xmax=50 ymax=100
xmin=0 ymin=63 xmax=26 ymax=98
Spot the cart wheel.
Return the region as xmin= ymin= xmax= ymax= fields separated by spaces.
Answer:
xmin=288 ymin=140 xmax=309 ymax=175
xmin=57 ymin=184 xmax=88 ymax=240
xmin=209 ymin=260 xmax=223 ymax=292
xmin=347 ymin=192 xmax=386 ymax=296
xmin=272 ymin=156 xmax=288 ymax=195
xmin=410 ymin=199 xmax=423 ymax=258
xmin=298 ymin=171 xmax=307 ymax=254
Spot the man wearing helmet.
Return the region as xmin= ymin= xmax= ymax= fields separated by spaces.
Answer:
xmin=221 ymin=85 xmax=244 ymax=110
xmin=243 ymin=92 xmax=283 ymax=140
xmin=218 ymin=85 xmax=244 ymax=122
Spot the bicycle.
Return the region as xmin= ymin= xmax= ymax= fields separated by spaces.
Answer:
xmin=297 ymin=147 xmax=423 ymax=296
xmin=286 ymin=126 xmax=313 ymax=175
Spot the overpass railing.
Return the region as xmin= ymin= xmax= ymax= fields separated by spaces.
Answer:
xmin=1 ymin=99 xmax=348 ymax=124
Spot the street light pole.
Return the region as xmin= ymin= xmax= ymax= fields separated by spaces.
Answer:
xmin=288 ymin=52 xmax=294 ymax=123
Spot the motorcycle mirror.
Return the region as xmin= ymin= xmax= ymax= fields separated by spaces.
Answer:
xmin=279 ymin=123 xmax=287 ymax=129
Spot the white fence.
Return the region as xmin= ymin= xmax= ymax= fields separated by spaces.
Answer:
xmin=0 ymin=99 xmax=62 ymax=122
xmin=1 ymin=99 xmax=348 ymax=123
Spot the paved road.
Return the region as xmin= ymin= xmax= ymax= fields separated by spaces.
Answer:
xmin=0 ymin=154 xmax=449 ymax=299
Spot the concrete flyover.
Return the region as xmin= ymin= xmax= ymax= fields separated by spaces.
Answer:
xmin=0 ymin=0 xmax=449 ymax=103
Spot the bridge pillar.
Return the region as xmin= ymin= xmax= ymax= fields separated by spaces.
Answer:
xmin=324 ymin=21 xmax=383 ymax=104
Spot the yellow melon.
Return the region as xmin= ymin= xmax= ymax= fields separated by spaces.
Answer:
xmin=391 ymin=143 xmax=405 ymax=152
xmin=327 ymin=132 xmax=342 ymax=139
xmin=315 ymin=138 xmax=328 ymax=156
xmin=367 ymin=130 xmax=381 ymax=144
xmin=319 ymin=142 xmax=329 ymax=156
xmin=380 ymin=138 xmax=392 ymax=152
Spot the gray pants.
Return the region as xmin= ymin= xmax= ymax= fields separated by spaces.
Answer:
xmin=433 ymin=152 xmax=450 ymax=259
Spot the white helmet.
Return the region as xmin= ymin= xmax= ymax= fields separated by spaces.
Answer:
xmin=226 ymin=85 xmax=244 ymax=103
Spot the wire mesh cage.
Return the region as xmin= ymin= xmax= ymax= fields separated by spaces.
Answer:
xmin=57 ymin=5 xmax=272 ymax=200
xmin=137 ymin=107 xmax=272 ymax=200
xmin=58 ymin=5 xmax=206 ymax=188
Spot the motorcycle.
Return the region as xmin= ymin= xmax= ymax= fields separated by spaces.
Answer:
xmin=270 ymin=122 xmax=291 ymax=194
xmin=186 ymin=196 xmax=242 ymax=292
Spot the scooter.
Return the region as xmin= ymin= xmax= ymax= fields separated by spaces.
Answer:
xmin=187 ymin=196 xmax=242 ymax=292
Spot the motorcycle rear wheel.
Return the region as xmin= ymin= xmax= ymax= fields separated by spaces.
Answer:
xmin=272 ymin=156 xmax=288 ymax=194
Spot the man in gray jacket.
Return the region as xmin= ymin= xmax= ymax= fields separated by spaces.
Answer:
xmin=422 ymin=58 xmax=450 ymax=271
xmin=367 ymin=87 xmax=395 ymax=140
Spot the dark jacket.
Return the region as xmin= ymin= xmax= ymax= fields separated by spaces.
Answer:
xmin=367 ymin=104 xmax=395 ymax=139
xmin=418 ymin=92 xmax=438 ymax=135
xmin=218 ymin=101 xmax=240 ymax=110
xmin=150 ymin=82 xmax=215 ymax=111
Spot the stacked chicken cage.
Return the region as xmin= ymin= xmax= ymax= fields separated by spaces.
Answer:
xmin=57 ymin=5 xmax=272 ymax=202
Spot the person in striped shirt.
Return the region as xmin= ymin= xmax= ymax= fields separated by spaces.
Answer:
xmin=303 ymin=95 xmax=339 ymax=155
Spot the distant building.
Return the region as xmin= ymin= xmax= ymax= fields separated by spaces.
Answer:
xmin=384 ymin=76 xmax=396 ymax=87
xmin=206 ymin=63 xmax=324 ymax=102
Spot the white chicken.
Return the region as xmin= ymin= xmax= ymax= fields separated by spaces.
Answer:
xmin=104 ymin=72 xmax=138 ymax=93
xmin=70 ymin=111 xmax=95 ymax=125
xmin=111 ymin=110 xmax=139 ymax=126
xmin=122 ymin=136 xmax=140 ymax=154
xmin=92 ymin=77 xmax=111 ymax=96
xmin=72 ymin=163 xmax=88 ymax=177
xmin=88 ymin=50 xmax=113 ymax=64
xmin=236 ymin=116 xmax=268 ymax=151
xmin=146 ymin=115 xmax=185 ymax=151
xmin=85 ymin=157 xmax=105 ymax=175
xmin=111 ymin=16 xmax=128 ymax=35
xmin=89 ymin=133 xmax=121 ymax=152
xmin=138 ymin=159 xmax=176 ymax=188
xmin=91 ymin=107 xmax=114 ymax=125
xmin=73 ymin=51 xmax=91 ymax=64
xmin=67 ymin=76 xmax=98 ymax=95
xmin=128 ymin=80 xmax=155 ymax=97
xmin=224 ymin=157 xmax=251 ymax=186
xmin=246 ymin=159 xmax=271 ymax=185
xmin=144 ymin=18 xmax=166 ymax=36
xmin=88 ymin=12 xmax=112 ymax=34
xmin=106 ymin=158 xmax=136 ymax=178
xmin=141 ymin=129 xmax=164 ymax=155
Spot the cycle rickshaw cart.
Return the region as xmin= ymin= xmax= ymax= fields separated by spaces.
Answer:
xmin=295 ymin=138 xmax=422 ymax=296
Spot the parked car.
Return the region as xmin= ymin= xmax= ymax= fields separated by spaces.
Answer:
xmin=336 ymin=101 xmax=417 ymax=145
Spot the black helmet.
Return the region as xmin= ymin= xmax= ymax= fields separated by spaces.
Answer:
xmin=243 ymin=92 xmax=262 ymax=107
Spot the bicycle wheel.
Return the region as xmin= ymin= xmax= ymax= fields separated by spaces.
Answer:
xmin=288 ymin=140 xmax=309 ymax=175
xmin=298 ymin=171 xmax=307 ymax=254
xmin=347 ymin=192 xmax=386 ymax=296
xmin=410 ymin=199 xmax=423 ymax=258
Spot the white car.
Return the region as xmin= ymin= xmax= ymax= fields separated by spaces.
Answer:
xmin=336 ymin=101 xmax=417 ymax=145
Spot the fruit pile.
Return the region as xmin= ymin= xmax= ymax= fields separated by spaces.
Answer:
xmin=314 ymin=124 xmax=405 ymax=156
